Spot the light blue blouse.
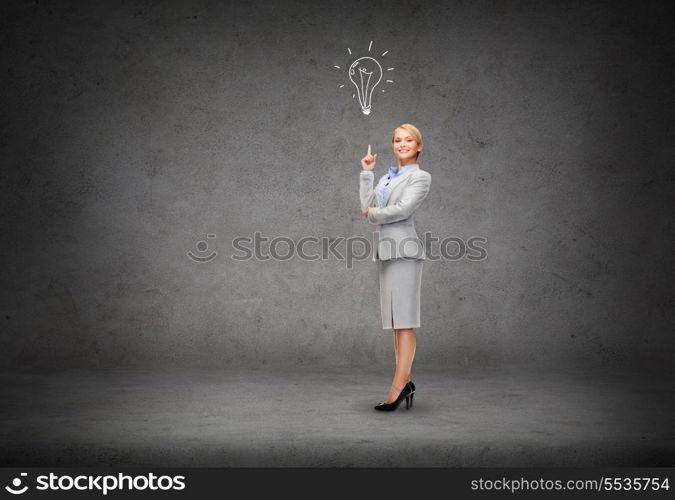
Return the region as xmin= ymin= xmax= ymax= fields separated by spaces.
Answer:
xmin=377 ymin=163 xmax=418 ymax=207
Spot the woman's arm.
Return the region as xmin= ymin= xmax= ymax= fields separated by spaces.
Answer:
xmin=359 ymin=144 xmax=378 ymax=213
xmin=359 ymin=170 xmax=378 ymax=211
xmin=366 ymin=171 xmax=431 ymax=225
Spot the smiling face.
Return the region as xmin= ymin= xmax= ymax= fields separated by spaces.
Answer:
xmin=392 ymin=127 xmax=422 ymax=165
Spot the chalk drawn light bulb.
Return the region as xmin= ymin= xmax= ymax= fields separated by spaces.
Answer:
xmin=349 ymin=57 xmax=382 ymax=115
xmin=333 ymin=41 xmax=394 ymax=116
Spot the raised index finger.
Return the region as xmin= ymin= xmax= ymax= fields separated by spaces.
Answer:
xmin=368 ymin=144 xmax=371 ymax=156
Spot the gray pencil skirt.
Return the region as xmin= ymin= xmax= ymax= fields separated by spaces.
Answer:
xmin=378 ymin=257 xmax=424 ymax=330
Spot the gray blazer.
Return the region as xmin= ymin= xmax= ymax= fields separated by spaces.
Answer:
xmin=359 ymin=165 xmax=432 ymax=261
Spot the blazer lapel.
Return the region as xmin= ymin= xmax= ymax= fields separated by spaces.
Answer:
xmin=383 ymin=165 xmax=419 ymax=206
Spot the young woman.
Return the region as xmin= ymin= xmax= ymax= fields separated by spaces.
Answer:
xmin=359 ymin=123 xmax=432 ymax=411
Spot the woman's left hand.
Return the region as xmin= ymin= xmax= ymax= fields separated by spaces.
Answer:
xmin=362 ymin=207 xmax=370 ymax=217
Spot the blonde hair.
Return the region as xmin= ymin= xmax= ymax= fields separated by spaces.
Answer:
xmin=392 ymin=123 xmax=423 ymax=160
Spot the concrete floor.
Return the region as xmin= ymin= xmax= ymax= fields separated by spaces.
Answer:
xmin=1 ymin=365 xmax=673 ymax=467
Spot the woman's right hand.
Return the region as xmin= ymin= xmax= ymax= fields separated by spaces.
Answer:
xmin=361 ymin=144 xmax=377 ymax=171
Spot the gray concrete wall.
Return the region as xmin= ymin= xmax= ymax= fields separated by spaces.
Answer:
xmin=1 ymin=0 xmax=673 ymax=371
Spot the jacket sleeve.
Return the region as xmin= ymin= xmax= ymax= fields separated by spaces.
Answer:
xmin=359 ymin=170 xmax=378 ymax=211
xmin=367 ymin=171 xmax=431 ymax=225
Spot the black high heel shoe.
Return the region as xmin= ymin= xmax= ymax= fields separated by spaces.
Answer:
xmin=408 ymin=380 xmax=415 ymax=408
xmin=374 ymin=382 xmax=414 ymax=411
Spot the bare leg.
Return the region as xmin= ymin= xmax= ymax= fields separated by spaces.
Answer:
xmin=384 ymin=328 xmax=416 ymax=403
xmin=392 ymin=330 xmax=411 ymax=382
